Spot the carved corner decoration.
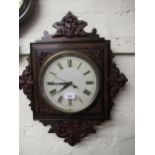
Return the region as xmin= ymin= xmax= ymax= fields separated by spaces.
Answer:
xmin=110 ymin=63 xmax=128 ymax=99
xmin=19 ymin=58 xmax=33 ymax=110
xmin=19 ymin=12 xmax=128 ymax=146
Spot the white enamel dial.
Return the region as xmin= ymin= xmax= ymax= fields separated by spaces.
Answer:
xmin=39 ymin=51 xmax=100 ymax=113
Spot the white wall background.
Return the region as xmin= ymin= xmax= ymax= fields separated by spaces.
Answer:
xmin=19 ymin=0 xmax=135 ymax=155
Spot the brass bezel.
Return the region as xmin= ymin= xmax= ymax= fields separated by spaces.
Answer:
xmin=39 ymin=50 xmax=101 ymax=113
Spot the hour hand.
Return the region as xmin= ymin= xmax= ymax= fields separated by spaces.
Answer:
xmin=48 ymin=82 xmax=78 ymax=89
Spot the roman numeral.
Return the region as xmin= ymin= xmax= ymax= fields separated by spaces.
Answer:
xmin=83 ymin=70 xmax=90 ymax=76
xmin=58 ymin=96 xmax=63 ymax=103
xmin=68 ymin=99 xmax=72 ymax=105
xmin=50 ymin=89 xmax=57 ymax=96
xmin=83 ymin=89 xmax=91 ymax=96
xmin=57 ymin=63 xmax=63 ymax=70
xmin=67 ymin=59 xmax=72 ymax=67
xmin=77 ymin=96 xmax=83 ymax=103
xmin=86 ymin=81 xmax=94 ymax=85
xmin=77 ymin=62 xmax=82 ymax=69
xmin=50 ymin=72 xmax=56 ymax=76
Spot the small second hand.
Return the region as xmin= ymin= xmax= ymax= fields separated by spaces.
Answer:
xmin=50 ymin=72 xmax=78 ymax=89
xmin=50 ymin=72 xmax=68 ymax=82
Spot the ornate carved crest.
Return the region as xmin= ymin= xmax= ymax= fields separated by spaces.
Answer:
xmin=19 ymin=12 xmax=128 ymax=146
xmin=41 ymin=11 xmax=99 ymax=41
xmin=52 ymin=11 xmax=97 ymax=38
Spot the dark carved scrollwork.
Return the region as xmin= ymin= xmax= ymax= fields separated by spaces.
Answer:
xmin=40 ymin=120 xmax=101 ymax=146
xmin=53 ymin=11 xmax=89 ymax=38
xmin=19 ymin=58 xmax=33 ymax=100
xmin=110 ymin=63 xmax=128 ymax=98
xmin=19 ymin=12 xmax=128 ymax=146
xmin=53 ymin=11 xmax=98 ymax=38
xmin=41 ymin=12 xmax=99 ymax=40
xmin=19 ymin=58 xmax=33 ymax=110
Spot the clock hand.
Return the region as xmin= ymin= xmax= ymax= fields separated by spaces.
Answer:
xmin=47 ymin=82 xmax=72 ymax=85
xmin=47 ymin=82 xmax=78 ymax=88
xmin=50 ymin=72 xmax=68 ymax=82
xmin=72 ymin=85 xmax=78 ymax=89
xmin=57 ymin=82 xmax=72 ymax=93
xmin=50 ymin=72 xmax=78 ymax=88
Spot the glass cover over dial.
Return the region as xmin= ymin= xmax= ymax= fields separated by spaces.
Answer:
xmin=39 ymin=51 xmax=100 ymax=113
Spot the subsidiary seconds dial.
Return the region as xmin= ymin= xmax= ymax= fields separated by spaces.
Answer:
xmin=39 ymin=51 xmax=100 ymax=113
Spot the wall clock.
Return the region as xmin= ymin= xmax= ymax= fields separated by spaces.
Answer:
xmin=19 ymin=0 xmax=35 ymax=25
xmin=19 ymin=12 xmax=128 ymax=146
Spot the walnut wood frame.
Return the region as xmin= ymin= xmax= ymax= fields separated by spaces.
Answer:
xmin=19 ymin=12 xmax=128 ymax=146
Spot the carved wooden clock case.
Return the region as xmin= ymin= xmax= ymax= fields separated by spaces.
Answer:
xmin=19 ymin=12 xmax=128 ymax=146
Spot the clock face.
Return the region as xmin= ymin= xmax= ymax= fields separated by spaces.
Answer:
xmin=39 ymin=51 xmax=100 ymax=113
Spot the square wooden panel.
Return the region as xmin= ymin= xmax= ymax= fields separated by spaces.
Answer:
xmin=30 ymin=39 xmax=112 ymax=120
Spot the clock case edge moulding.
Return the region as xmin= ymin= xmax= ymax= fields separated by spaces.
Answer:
xmin=19 ymin=12 xmax=128 ymax=146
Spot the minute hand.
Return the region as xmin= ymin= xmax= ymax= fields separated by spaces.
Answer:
xmin=58 ymin=82 xmax=72 ymax=93
xmin=47 ymin=82 xmax=71 ymax=85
